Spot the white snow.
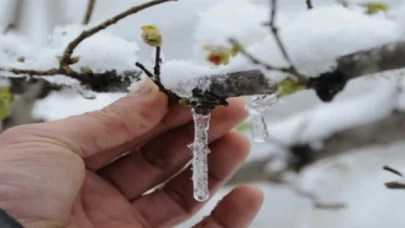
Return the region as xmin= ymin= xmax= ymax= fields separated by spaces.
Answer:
xmin=267 ymin=78 xmax=399 ymax=146
xmin=192 ymin=0 xmax=287 ymax=64
xmin=1 ymin=25 xmax=140 ymax=86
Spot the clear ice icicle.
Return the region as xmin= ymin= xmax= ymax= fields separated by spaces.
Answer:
xmin=188 ymin=108 xmax=211 ymax=202
xmin=245 ymin=94 xmax=278 ymax=142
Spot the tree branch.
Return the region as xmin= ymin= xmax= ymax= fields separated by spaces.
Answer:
xmin=337 ymin=41 xmax=405 ymax=79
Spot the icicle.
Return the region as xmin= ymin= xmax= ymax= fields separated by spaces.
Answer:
xmin=188 ymin=108 xmax=211 ymax=202
xmin=245 ymin=94 xmax=278 ymax=142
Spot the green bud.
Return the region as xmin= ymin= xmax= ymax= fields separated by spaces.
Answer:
xmin=80 ymin=66 xmax=93 ymax=75
xmin=16 ymin=56 xmax=25 ymax=62
xmin=70 ymin=56 xmax=80 ymax=64
xmin=178 ymin=98 xmax=190 ymax=106
xmin=361 ymin=2 xmax=388 ymax=15
xmin=0 ymin=87 xmax=15 ymax=120
xmin=276 ymin=78 xmax=306 ymax=98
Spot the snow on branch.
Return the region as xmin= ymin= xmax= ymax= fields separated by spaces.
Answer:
xmin=1 ymin=0 xmax=405 ymax=105
xmin=228 ymin=80 xmax=405 ymax=207
xmin=229 ymin=111 xmax=405 ymax=184
xmin=0 ymin=0 xmax=176 ymax=93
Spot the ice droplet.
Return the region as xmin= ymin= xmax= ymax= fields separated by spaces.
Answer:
xmin=188 ymin=108 xmax=211 ymax=202
xmin=245 ymin=94 xmax=278 ymax=142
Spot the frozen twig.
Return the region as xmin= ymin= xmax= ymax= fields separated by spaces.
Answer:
xmin=82 ymin=0 xmax=96 ymax=25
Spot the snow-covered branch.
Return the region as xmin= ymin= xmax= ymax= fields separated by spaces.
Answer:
xmin=229 ymin=94 xmax=405 ymax=185
xmin=4 ymin=37 xmax=405 ymax=102
xmin=337 ymin=40 xmax=405 ymax=80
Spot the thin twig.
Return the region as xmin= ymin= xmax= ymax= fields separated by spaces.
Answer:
xmin=154 ymin=46 xmax=162 ymax=81
xmin=229 ymin=38 xmax=297 ymax=75
xmin=383 ymin=165 xmax=403 ymax=177
xmin=135 ymin=62 xmax=179 ymax=100
xmin=306 ymin=0 xmax=313 ymax=9
xmin=82 ymin=0 xmax=96 ymax=25
xmin=266 ymin=0 xmax=306 ymax=81
xmin=59 ymin=0 xmax=176 ymax=70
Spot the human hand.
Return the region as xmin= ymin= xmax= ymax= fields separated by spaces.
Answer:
xmin=0 ymin=79 xmax=263 ymax=228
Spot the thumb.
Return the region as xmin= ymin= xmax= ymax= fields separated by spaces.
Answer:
xmin=33 ymin=79 xmax=168 ymax=158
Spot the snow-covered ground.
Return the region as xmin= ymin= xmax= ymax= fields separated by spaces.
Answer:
xmin=2 ymin=0 xmax=405 ymax=227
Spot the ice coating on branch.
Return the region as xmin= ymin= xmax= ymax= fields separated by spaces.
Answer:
xmin=246 ymin=94 xmax=278 ymax=142
xmin=188 ymin=109 xmax=211 ymax=202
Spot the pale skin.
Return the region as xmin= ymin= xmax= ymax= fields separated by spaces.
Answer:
xmin=0 ymin=79 xmax=264 ymax=228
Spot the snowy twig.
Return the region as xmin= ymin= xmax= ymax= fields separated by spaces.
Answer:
xmin=58 ymin=0 xmax=176 ymax=72
xmin=82 ymin=0 xmax=96 ymax=25
xmin=0 ymin=0 xmax=176 ymax=93
xmin=229 ymin=39 xmax=298 ymax=76
xmin=264 ymin=0 xmax=306 ymax=82
xmin=306 ymin=0 xmax=314 ymax=9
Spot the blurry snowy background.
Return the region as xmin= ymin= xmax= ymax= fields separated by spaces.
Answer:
xmin=2 ymin=0 xmax=405 ymax=227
